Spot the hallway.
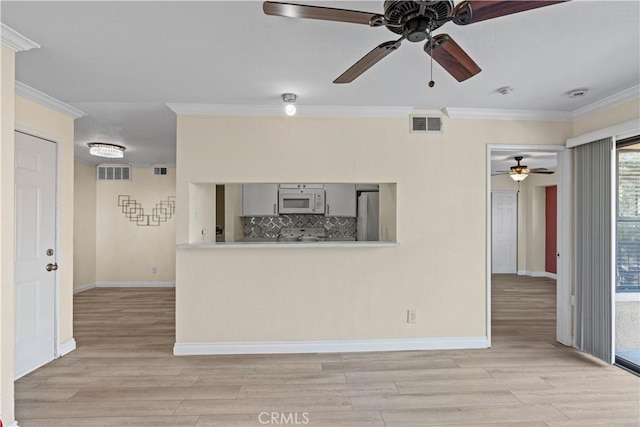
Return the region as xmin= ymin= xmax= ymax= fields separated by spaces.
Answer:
xmin=14 ymin=278 xmax=640 ymax=426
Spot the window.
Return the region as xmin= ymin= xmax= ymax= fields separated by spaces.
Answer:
xmin=616 ymin=143 xmax=640 ymax=292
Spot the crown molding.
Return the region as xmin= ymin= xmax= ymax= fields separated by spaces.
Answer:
xmin=166 ymin=103 xmax=412 ymax=117
xmin=1 ymin=23 xmax=40 ymax=52
xmin=442 ymin=107 xmax=572 ymax=122
xmin=16 ymin=81 xmax=87 ymax=119
xmin=571 ymin=85 xmax=640 ymax=119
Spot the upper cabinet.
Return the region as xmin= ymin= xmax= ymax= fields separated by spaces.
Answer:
xmin=325 ymin=184 xmax=356 ymax=217
xmin=242 ymin=184 xmax=278 ymax=216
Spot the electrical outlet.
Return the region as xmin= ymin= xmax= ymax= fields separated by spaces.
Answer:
xmin=152 ymin=267 xmax=158 ymax=274
xmin=407 ymin=309 xmax=416 ymax=324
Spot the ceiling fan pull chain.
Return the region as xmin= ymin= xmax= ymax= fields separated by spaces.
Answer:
xmin=428 ymin=23 xmax=435 ymax=88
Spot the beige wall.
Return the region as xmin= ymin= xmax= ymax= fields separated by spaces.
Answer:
xmin=0 ymin=44 xmax=17 ymax=426
xmin=73 ymin=162 xmax=97 ymax=289
xmin=573 ymin=97 xmax=640 ymax=137
xmin=95 ymin=167 xmax=176 ymax=282
xmin=175 ymin=115 xmax=571 ymax=344
xmin=15 ymin=95 xmax=75 ymax=346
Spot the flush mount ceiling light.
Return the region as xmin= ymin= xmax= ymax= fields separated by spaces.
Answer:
xmin=87 ymin=142 xmax=126 ymax=158
xmin=567 ymin=88 xmax=588 ymax=99
xmin=282 ymin=93 xmax=297 ymax=116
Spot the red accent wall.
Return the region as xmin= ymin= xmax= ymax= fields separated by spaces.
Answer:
xmin=545 ymin=186 xmax=557 ymax=274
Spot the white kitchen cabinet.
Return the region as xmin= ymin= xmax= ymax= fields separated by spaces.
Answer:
xmin=325 ymin=184 xmax=356 ymax=217
xmin=242 ymin=184 xmax=278 ymax=216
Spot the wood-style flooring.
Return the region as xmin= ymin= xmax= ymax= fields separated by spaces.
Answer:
xmin=15 ymin=275 xmax=640 ymax=426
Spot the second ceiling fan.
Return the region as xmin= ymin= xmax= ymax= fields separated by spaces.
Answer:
xmin=263 ymin=1 xmax=567 ymax=84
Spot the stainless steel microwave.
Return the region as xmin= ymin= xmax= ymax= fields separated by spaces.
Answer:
xmin=278 ymin=187 xmax=325 ymax=214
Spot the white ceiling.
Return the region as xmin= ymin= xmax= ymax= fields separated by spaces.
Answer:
xmin=2 ymin=1 xmax=639 ymax=165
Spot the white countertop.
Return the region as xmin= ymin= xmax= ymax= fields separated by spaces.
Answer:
xmin=177 ymin=241 xmax=399 ymax=249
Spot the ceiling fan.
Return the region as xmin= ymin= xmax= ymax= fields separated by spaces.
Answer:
xmin=493 ymin=156 xmax=555 ymax=181
xmin=263 ymin=1 xmax=566 ymax=84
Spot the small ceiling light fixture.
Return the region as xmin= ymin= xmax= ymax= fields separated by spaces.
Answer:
xmin=282 ymin=93 xmax=297 ymax=116
xmin=497 ymin=85 xmax=514 ymax=95
xmin=567 ymin=88 xmax=588 ymax=99
xmin=87 ymin=142 xmax=126 ymax=158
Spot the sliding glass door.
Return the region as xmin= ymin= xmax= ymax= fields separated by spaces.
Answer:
xmin=615 ymin=138 xmax=640 ymax=372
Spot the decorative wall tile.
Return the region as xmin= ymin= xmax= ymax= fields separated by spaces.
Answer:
xmin=243 ymin=215 xmax=356 ymax=239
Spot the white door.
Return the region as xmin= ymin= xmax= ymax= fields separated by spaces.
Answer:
xmin=15 ymin=131 xmax=57 ymax=378
xmin=491 ymin=191 xmax=518 ymax=274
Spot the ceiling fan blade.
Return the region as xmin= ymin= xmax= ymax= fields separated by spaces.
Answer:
xmin=492 ymin=172 xmax=510 ymax=176
xmin=453 ymin=1 xmax=567 ymax=25
xmin=529 ymin=169 xmax=555 ymax=174
xmin=334 ymin=39 xmax=402 ymax=84
xmin=263 ymin=2 xmax=384 ymax=26
xmin=424 ymin=34 xmax=481 ymax=82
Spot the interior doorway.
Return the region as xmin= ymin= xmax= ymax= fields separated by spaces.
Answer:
xmin=487 ymin=145 xmax=571 ymax=347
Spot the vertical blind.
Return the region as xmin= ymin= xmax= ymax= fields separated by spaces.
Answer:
xmin=575 ymin=137 xmax=613 ymax=363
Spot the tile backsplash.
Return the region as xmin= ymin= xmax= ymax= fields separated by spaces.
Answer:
xmin=243 ymin=215 xmax=356 ymax=240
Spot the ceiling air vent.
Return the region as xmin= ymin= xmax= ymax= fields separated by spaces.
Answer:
xmin=153 ymin=165 xmax=168 ymax=176
xmin=97 ymin=164 xmax=131 ymax=181
xmin=410 ymin=114 xmax=443 ymax=133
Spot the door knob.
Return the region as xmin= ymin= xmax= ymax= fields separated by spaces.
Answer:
xmin=46 ymin=263 xmax=58 ymax=272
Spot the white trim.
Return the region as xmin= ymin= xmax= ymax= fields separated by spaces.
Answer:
xmin=73 ymin=283 xmax=96 ymax=294
xmin=486 ymin=148 xmax=492 ymax=347
xmin=610 ymin=137 xmax=617 ymax=364
xmin=616 ymin=293 xmax=640 ymax=302
xmin=15 ymin=81 xmax=87 ymax=119
xmin=567 ymin=119 xmax=640 ymax=148
xmin=1 ymin=23 xmax=40 ymax=52
xmin=443 ymin=107 xmax=571 ymax=122
xmin=95 ymin=281 xmax=175 ymax=288
xmin=517 ymin=270 xmax=558 ymax=280
xmin=572 ymin=85 xmax=640 ymax=119
xmin=6 ymin=421 xmax=20 ymax=427
xmin=59 ymin=338 xmax=76 ymax=356
xmin=556 ymin=149 xmax=573 ymax=347
xmin=174 ymin=337 xmax=489 ymax=356
xmin=488 ymin=144 xmax=570 ymax=352
xmin=166 ymin=103 xmax=412 ymax=118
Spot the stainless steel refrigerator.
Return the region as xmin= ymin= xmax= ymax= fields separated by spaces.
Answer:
xmin=357 ymin=192 xmax=379 ymax=241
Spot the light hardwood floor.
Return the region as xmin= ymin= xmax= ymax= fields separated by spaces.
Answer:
xmin=15 ymin=276 xmax=640 ymax=426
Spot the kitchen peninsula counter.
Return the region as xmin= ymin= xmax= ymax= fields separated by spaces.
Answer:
xmin=178 ymin=241 xmax=399 ymax=249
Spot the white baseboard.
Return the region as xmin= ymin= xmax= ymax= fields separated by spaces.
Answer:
xmin=73 ymin=283 xmax=96 ymax=293
xmin=517 ymin=270 xmax=557 ymax=280
xmin=174 ymin=337 xmax=489 ymax=356
xmin=94 ymin=281 xmax=175 ymax=288
xmin=58 ymin=338 xmax=76 ymax=356
xmin=7 ymin=421 xmax=19 ymax=427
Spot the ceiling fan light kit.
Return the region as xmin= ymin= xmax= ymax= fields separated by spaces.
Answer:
xmin=87 ymin=142 xmax=126 ymax=158
xmin=510 ymin=171 xmax=528 ymax=182
xmin=263 ymin=0 xmax=567 ymax=84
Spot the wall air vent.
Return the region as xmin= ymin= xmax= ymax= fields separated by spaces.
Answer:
xmin=97 ymin=164 xmax=131 ymax=181
xmin=153 ymin=165 xmax=168 ymax=176
xmin=410 ymin=114 xmax=443 ymax=133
